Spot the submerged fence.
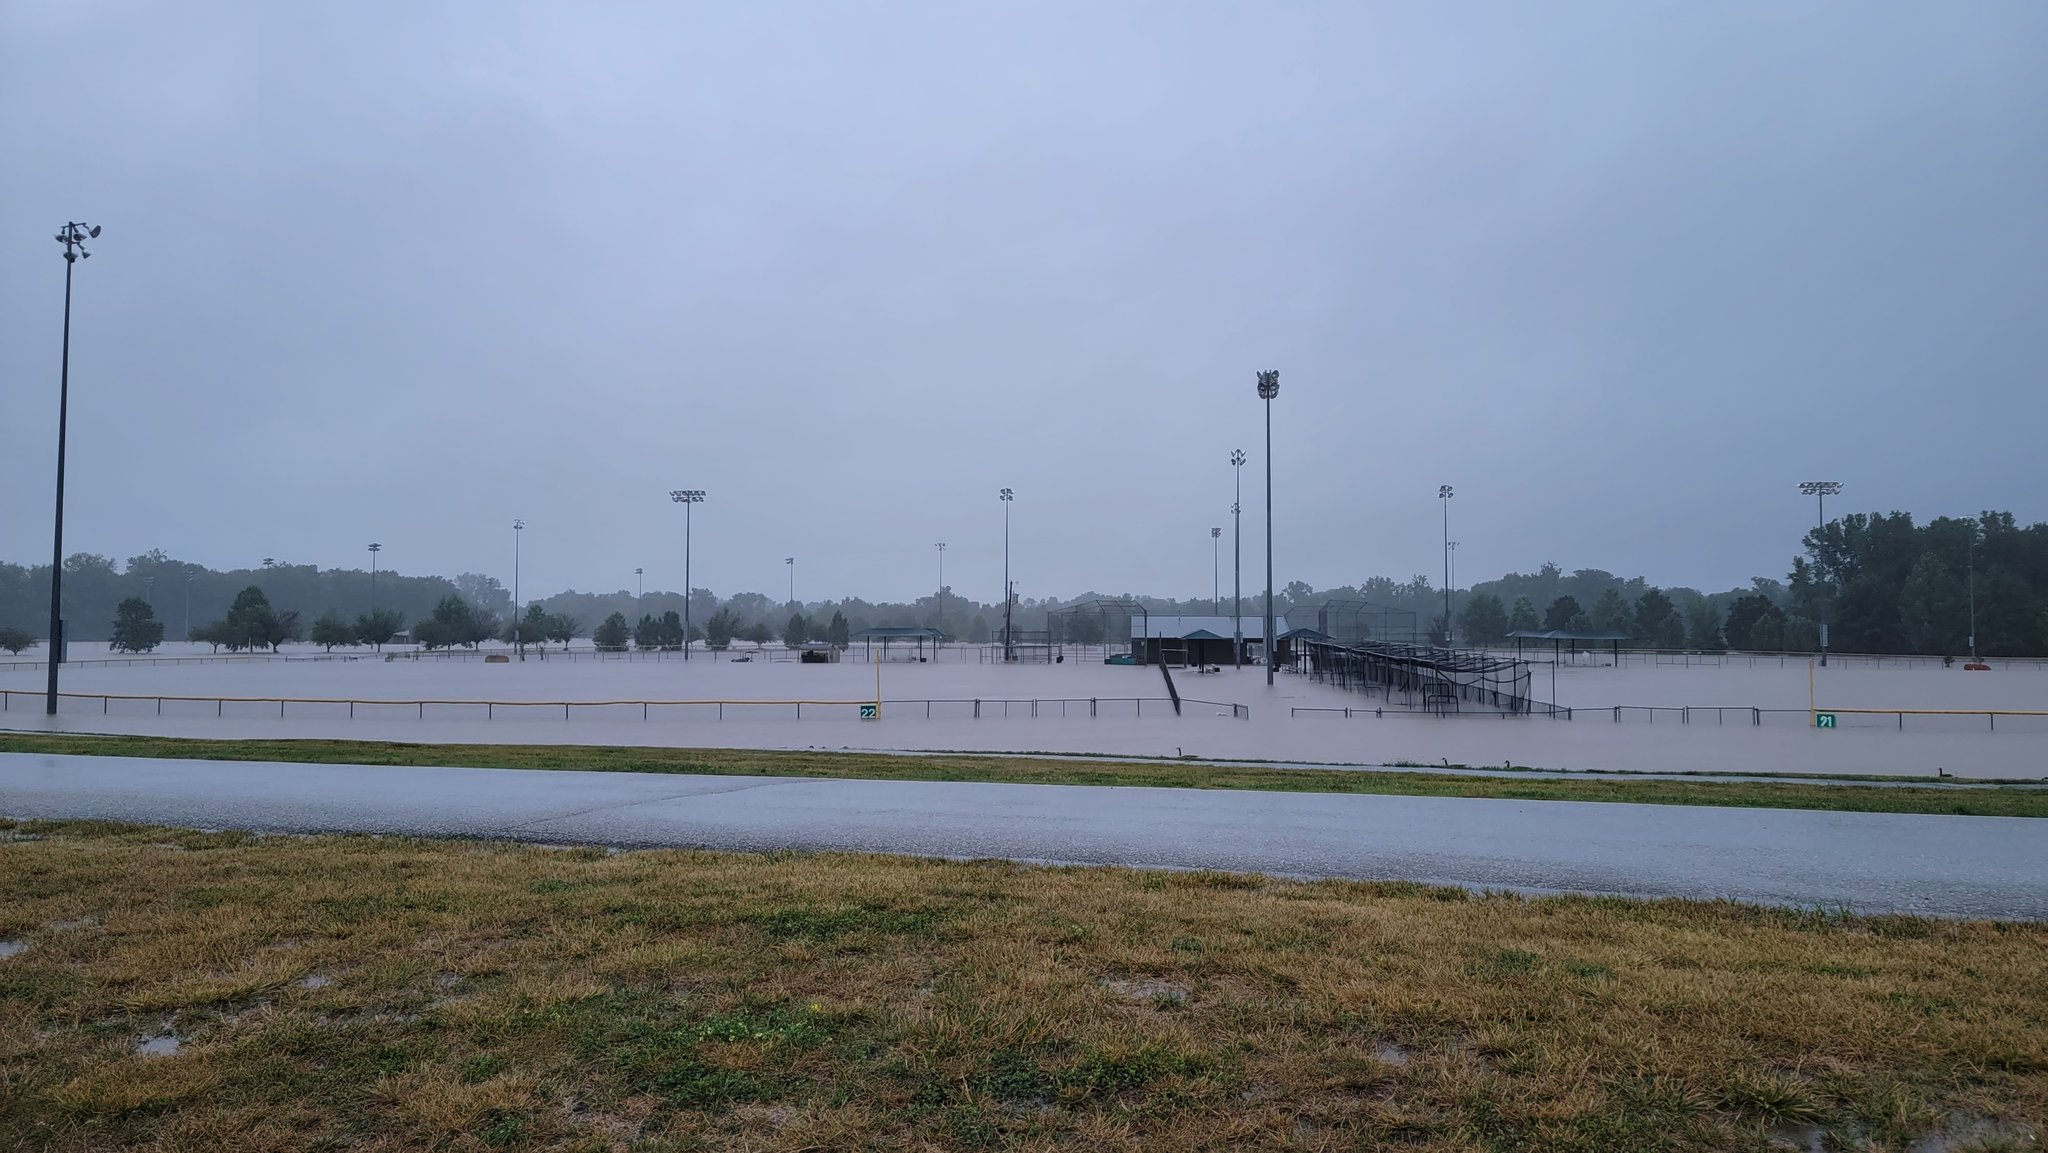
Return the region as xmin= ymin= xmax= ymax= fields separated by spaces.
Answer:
xmin=1290 ymin=702 xmax=2048 ymax=733
xmin=0 ymin=688 xmax=1248 ymax=723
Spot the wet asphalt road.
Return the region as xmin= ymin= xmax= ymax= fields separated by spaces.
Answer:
xmin=3 ymin=752 xmax=2043 ymax=919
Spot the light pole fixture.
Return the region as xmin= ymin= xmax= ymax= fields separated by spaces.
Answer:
xmin=45 ymin=221 xmax=101 ymax=715
xmin=1797 ymin=481 xmax=1842 ymax=666
xmin=1257 ymin=372 xmax=1279 ymax=685
xmin=669 ymin=490 xmax=705 ymax=658
xmin=368 ymin=543 xmax=382 ymax=610
xmin=1231 ymin=449 xmax=1246 ymax=668
xmin=785 ymin=557 xmax=795 ymax=607
xmin=999 ymin=488 xmax=1014 ymax=662
xmin=1210 ymin=527 xmax=1221 ymax=614
xmin=1437 ymin=485 xmax=1454 ymax=647
xmin=512 ymin=519 xmax=525 ymax=658
xmin=935 ymin=542 xmax=947 ymax=625
xmin=635 ymin=567 xmax=643 ymax=601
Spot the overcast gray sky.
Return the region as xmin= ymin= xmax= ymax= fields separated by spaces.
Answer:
xmin=4 ymin=2 xmax=2045 ymax=605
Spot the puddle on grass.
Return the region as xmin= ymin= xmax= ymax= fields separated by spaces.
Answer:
xmin=297 ymin=975 xmax=333 ymax=990
xmin=136 ymin=1033 xmax=182 ymax=1057
xmin=1374 ymin=1042 xmax=1413 ymax=1068
xmin=1908 ymin=1116 xmax=2039 ymax=1152
xmin=47 ymin=916 xmax=97 ymax=931
xmin=0 ymin=940 xmax=26 ymax=959
xmin=1100 ymin=977 xmax=1186 ymax=1005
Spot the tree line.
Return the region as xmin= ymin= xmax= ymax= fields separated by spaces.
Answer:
xmin=4 ymin=509 xmax=2045 ymax=658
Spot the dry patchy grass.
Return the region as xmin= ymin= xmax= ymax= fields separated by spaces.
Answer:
xmin=0 ymin=818 xmax=2042 ymax=1151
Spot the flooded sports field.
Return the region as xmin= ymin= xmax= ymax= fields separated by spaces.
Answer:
xmin=3 ymin=645 xmax=2044 ymax=779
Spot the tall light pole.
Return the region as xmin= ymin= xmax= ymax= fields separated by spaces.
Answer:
xmin=512 ymin=519 xmax=525 ymax=658
xmin=368 ymin=543 xmax=381 ymax=610
xmin=184 ymin=570 xmax=194 ymax=643
xmin=1210 ymin=527 xmax=1222 ymax=614
xmin=1447 ymin=541 xmax=1459 ymax=646
xmin=635 ymin=567 xmax=643 ymax=602
xmin=1257 ymin=372 xmax=1279 ymax=685
xmin=1437 ymin=486 xmax=1454 ymax=647
xmin=1966 ymin=519 xmax=1978 ymax=661
xmin=669 ymin=490 xmax=704 ymax=659
xmin=999 ymin=488 xmax=1014 ymax=662
xmin=1797 ymin=481 xmax=1842 ymax=666
xmin=1231 ymin=450 xmax=1245 ymax=668
xmin=935 ymin=542 xmax=947 ymax=624
xmin=785 ymin=557 xmax=795 ymax=607
xmin=45 ymin=221 xmax=101 ymax=715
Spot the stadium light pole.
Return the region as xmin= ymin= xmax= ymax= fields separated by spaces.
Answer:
xmin=935 ymin=542 xmax=946 ymax=623
xmin=1437 ymin=486 xmax=1454 ymax=647
xmin=999 ymin=489 xmax=1015 ymax=661
xmin=512 ymin=519 xmax=525 ymax=659
xmin=184 ymin=570 xmax=194 ymax=642
xmin=635 ymin=566 xmax=643 ymax=601
xmin=785 ymin=557 xmax=795 ymax=607
xmin=1797 ymin=481 xmax=1841 ymax=666
xmin=45 ymin=222 xmax=101 ymax=715
xmin=1966 ymin=519 xmax=1978 ymax=661
xmin=1448 ymin=541 xmax=1460 ymax=645
xmin=669 ymin=490 xmax=704 ymax=658
xmin=1231 ymin=450 xmax=1246 ymax=668
xmin=1211 ymin=527 xmax=1222 ymax=614
xmin=368 ymin=543 xmax=381 ymax=610
xmin=1257 ymin=372 xmax=1279 ymax=686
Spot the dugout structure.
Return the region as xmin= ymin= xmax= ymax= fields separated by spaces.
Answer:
xmin=1317 ymin=600 xmax=1421 ymax=646
xmin=1296 ymin=637 xmax=1540 ymax=715
xmin=1050 ymin=598 xmax=1149 ymax=663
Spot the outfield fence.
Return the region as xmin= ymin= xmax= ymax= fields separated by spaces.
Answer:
xmin=0 ymin=688 xmax=1249 ymax=723
xmin=1290 ymin=702 xmax=2048 ymax=732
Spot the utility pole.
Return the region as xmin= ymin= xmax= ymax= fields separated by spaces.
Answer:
xmin=1797 ymin=482 xmax=1842 ymax=666
xmin=999 ymin=488 xmax=1015 ymax=661
xmin=669 ymin=490 xmax=704 ymax=658
xmin=1438 ymin=486 xmax=1454 ymax=646
xmin=45 ymin=221 xmax=102 ymax=715
xmin=512 ymin=519 xmax=525 ymax=659
xmin=1231 ymin=449 xmax=1245 ymax=668
xmin=1258 ymin=372 xmax=1279 ymax=686
xmin=1210 ymin=527 xmax=1221 ymax=614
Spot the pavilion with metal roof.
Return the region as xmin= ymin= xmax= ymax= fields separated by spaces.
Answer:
xmin=1506 ymin=629 xmax=1633 ymax=664
xmin=850 ymin=626 xmax=946 ymax=662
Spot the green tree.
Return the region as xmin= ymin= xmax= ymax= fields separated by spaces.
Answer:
xmin=783 ymin=613 xmax=808 ymax=649
xmin=417 ymin=595 xmax=492 ymax=650
xmin=109 ymin=597 xmax=165 ymax=653
xmin=1455 ymin=593 xmax=1508 ymax=645
xmin=354 ymin=608 xmax=404 ymax=651
xmin=1683 ymin=597 xmax=1724 ymax=650
xmin=512 ymin=603 xmax=550 ymax=649
xmin=741 ymin=621 xmax=773 ymax=645
xmin=827 ymin=610 xmax=850 ymax=648
xmin=967 ymin=614 xmax=991 ymax=643
xmin=309 ymin=611 xmax=356 ymax=652
xmin=1722 ymin=594 xmax=1783 ymax=650
xmin=1507 ymin=596 xmax=1540 ymax=634
xmin=592 ymin=612 xmax=631 ymax=651
xmin=633 ymin=614 xmax=662 ymax=649
xmin=0 ymin=627 xmax=35 ymax=655
xmin=704 ymin=608 xmax=738 ymax=651
xmin=1590 ymin=588 xmax=1632 ymax=634
xmin=1543 ymin=595 xmax=1582 ymax=631
xmin=1633 ymin=589 xmax=1678 ymax=646
xmin=543 ymin=613 xmax=581 ymax=650
xmin=1897 ymin=552 xmax=1962 ymax=654
xmin=224 ymin=585 xmax=299 ymax=652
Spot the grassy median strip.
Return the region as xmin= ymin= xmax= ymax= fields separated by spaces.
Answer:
xmin=1 ymin=819 xmax=2042 ymax=1152
xmin=3 ymin=732 xmax=2046 ymax=818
